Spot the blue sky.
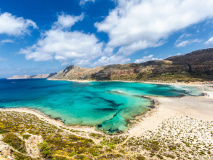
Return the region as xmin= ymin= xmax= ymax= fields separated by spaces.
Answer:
xmin=0 ymin=0 xmax=213 ymax=78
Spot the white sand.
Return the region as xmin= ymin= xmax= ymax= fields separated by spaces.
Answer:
xmin=128 ymin=84 xmax=213 ymax=137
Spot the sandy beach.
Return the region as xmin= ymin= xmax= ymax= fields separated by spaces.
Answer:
xmin=129 ymin=84 xmax=213 ymax=137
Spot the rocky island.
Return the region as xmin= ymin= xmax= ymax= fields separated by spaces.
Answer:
xmin=7 ymin=73 xmax=57 ymax=80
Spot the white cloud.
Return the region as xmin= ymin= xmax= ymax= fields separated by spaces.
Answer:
xmin=53 ymin=13 xmax=84 ymax=29
xmin=174 ymin=33 xmax=201 ymax=47
xmin=177 ymin=33 xmax=192 ymax=41
xmin=20 ymin=14 xmax=103 ymax=64
xmin=134 ymin=55 xmax=159 ymax=63
xmin=80 ymin=0 xmax=95 ymax=6
xmin=0 ymin=12 xmax=37 ymax=36
xmin=175 ymin=39 xmax=201 ymax=47
xmin=205 ymin=37 xmax=213 ymax=47
xmin=96 ymin=0 xmax=213 ymax=55
xmin=93 ymin=55 xmax=130 ymax=66
xmin=117 ymin=40 xmax=164 ymax=56
xmin=0 ymin=39 xmax=14 ymax=45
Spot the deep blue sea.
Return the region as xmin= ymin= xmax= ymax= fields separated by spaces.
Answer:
xmin=0 ymin=79 xmax=201 ymax=134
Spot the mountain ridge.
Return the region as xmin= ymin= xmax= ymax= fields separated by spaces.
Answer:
xmin=8 ymin=48 xmax=213 ymax=82
xmin=50 ymin=48 xmax=213 ymax=82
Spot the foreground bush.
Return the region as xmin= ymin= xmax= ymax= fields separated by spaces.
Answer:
xmin=39 ymin=141 xmax=53 ymax=158
xmin=3 ymin=133 xmax=26 ymax=153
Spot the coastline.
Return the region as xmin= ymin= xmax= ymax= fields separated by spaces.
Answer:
xmin=128 ymin=83 xmax=213 ymax=136
xmin=0 ymin=107 xmax=99 ymax=134
xmin=0 ymin=81 xmax=212 ymax=137
xmin=48 ymin=78 xmax=213 ymax=84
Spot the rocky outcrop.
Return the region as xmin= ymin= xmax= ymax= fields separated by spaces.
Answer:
xmin=166 ymin=48 xmax=213 ymax=79
xmin=0 ymin=135 xmax=13 ymax=159
xmin=25 ymin=135 xmax=43 ymax=158
xmin=50 ymin=65 xmax=103 ymax=80
xmin=50 ymin=48 xmax=213 ymax=82
xmin=7 ymin=73 xmax=57 ymax=80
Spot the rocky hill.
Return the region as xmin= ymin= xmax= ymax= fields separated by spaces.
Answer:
xmin=50 ymin=48 xmax=213 ymax=82
xmin=8 ymin=73 xmax=57 ymax=80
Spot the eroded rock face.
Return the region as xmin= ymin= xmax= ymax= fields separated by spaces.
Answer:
xmin=0 ymin=134 xmax=43 ymax=159
xmin=0 ymin=135 xmax=13 ymax=159
xmin=25 ymin=135 xmax=43 ymax=158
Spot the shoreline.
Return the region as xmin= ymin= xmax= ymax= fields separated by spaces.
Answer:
xmin=0 ymin=107 xmax=99 ymax=134
xmin=128 ymin=84 xmax=213 ymax=137
xmin=0 ymin=82 xmax=212 ymax=137
xmin=0 ymin=97 xmax=156 ymax=135
xmin=48 ymin=78 xmax=213 ymax=93
xmin=48 ymin=78 xmax=213 ymax=85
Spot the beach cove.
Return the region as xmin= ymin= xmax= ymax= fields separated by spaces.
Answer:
xmin=0 ymin=79 xmax=206 ymax=134
xmin=0 ymin=80 xmax=213 ymax=159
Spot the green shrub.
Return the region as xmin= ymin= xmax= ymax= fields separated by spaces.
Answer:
xmin=13 ymin=152 xmax=33 ymax=160
xmin=157 ymin=154 xmax=164 ymax=159
xmin=22 ymin=134 xmax=31 ymax=140
xmin=165 ymin=154 xmax=175 ymax=159
xmin=89 ymin=133 xmax=102 ymax=139
xmin=75 ymin=155 xmax=85 ymax=159
xmin=39 ymin=141 xmax=52 ymax=158
xmin=136 ymin=155 xmax=146 ymax=160
xmin=3 ymin=133 xmax=26 ymax=153
xmin=53 ymin=156 xmax=67 ymax=160
xmin=0 ymin=128 xmax=8 ymax=134
xmin=89 ymin=147 xmax=99 ymax=156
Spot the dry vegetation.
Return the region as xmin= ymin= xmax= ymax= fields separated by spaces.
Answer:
xmin=0 ymin=111 xmax=212 ymax=160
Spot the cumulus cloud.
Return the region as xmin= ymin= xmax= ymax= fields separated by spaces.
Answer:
xmin=53 ymin=13 xmax=84 ymax=29
xmin=96 ymin=0 xmax=213 ymax=55
xmin=80 ymin=0 xmax=95 ymax=6
xmin=134 ymin=55 xmax=159 ymax=63
xmin=175 ymin=39 xmax=201 ymax=47
xmin=0 ymin=12 xmax=37 ymax=35
xmin=20 ymin=14 xmax=103 ymax=64
xmin=205 ymin=37 xmax=213 ymax=47
xmin=93 ymin=55 xmax=130 ymax=66
xmin=0 ymin=39 xmax=14 ymax=45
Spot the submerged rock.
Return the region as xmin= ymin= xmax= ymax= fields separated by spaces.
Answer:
xmin=96 ymin=112 xmax=128 ymax=134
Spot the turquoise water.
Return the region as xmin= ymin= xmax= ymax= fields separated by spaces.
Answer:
xmin=0 ymin=79 xmax=202 ymax=134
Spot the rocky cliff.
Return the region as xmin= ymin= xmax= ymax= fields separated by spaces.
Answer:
xmin=50 ymin=48 xmax=213 ymax=82
xmin=8 ymin=73 xmax=57 ymax=80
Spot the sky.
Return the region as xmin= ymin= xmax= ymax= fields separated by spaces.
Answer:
xmin=0 ymin=0 xmax=213 ymax=78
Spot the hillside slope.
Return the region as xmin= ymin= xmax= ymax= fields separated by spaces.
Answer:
xmin=50 ymin=48 xmax=213 ymax=82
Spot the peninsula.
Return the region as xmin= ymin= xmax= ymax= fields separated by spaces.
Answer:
xmin=49 ymin=48 xmax=213 ymax=82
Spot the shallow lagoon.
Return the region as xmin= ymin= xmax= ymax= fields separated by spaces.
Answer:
xmin=0 ymin=79 xmax=202 ymax=134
